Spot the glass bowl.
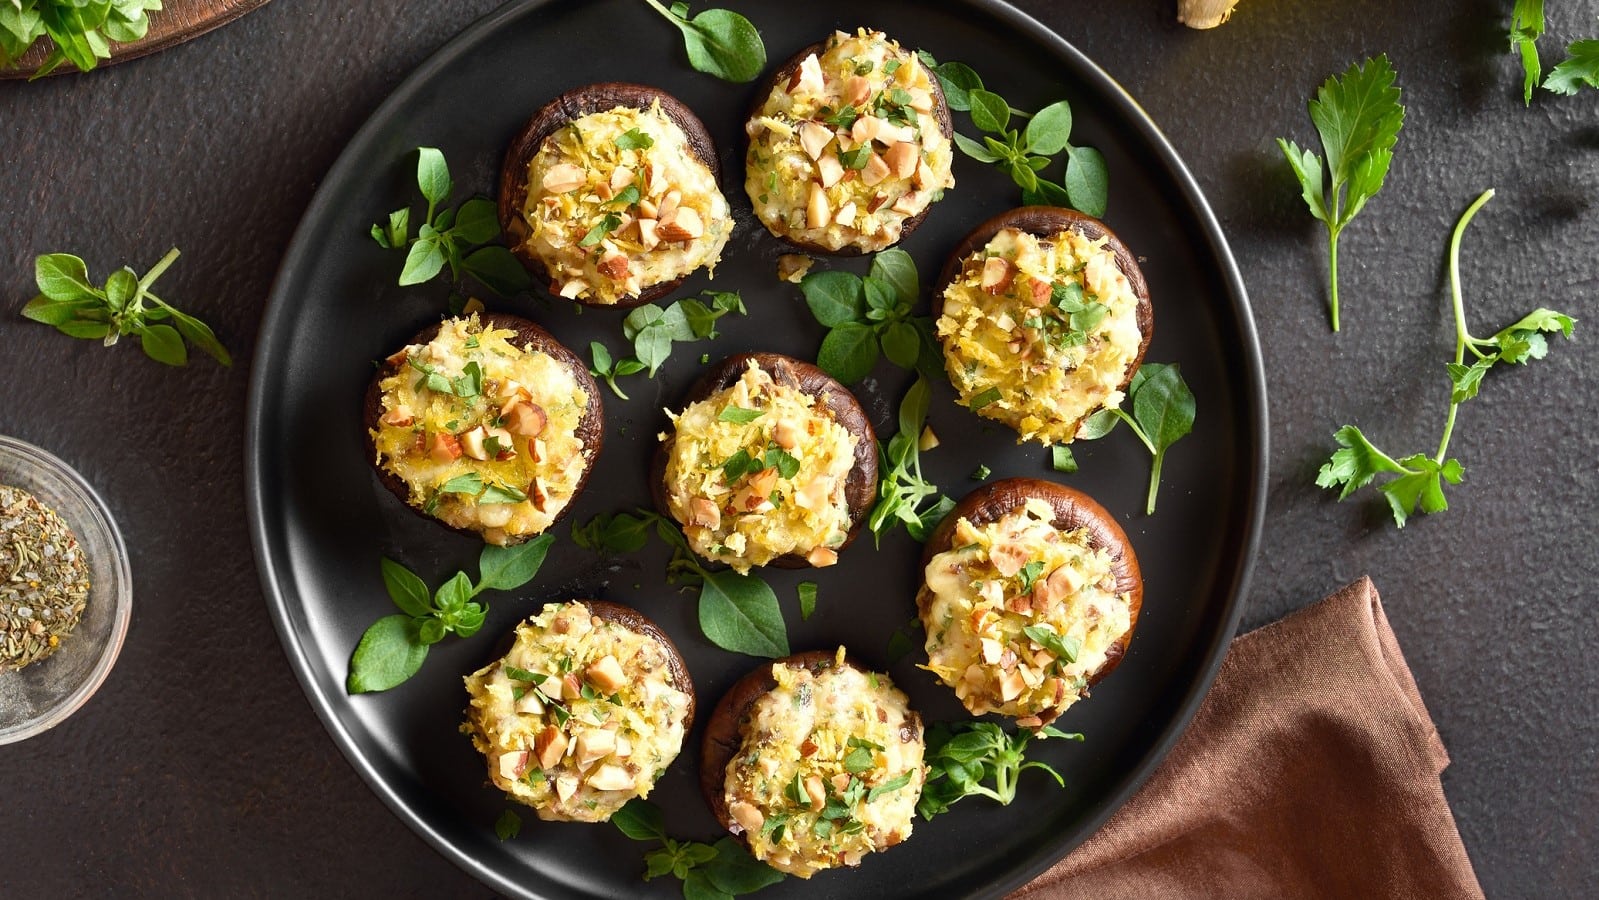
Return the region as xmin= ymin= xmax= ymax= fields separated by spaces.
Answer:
xmin=0 ymin=435 xmax=131 ymax=744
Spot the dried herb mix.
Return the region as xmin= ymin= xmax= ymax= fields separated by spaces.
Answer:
xmin=1 ymin=484 xmax=90 ymax=672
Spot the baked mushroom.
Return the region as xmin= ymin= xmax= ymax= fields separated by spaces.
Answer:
xmin=745 ymin=28 xmax=955 ymax=254
xmin=462 ymin=600 xmax=695 ymax=823
xmin=917 ymin=478 xmax=1143 ymax=727
xmin=701 ymin=648 xmax=924 ymax=877
xmin=652 ymin=353 xmax=877 ymax=573
xmin=364 ymin=312 xmax=602 ymax=545
xmin=499 ymin=82 xmax=733 ymax=307
xmin=934 ymin=207 xmax=1153 ymax=445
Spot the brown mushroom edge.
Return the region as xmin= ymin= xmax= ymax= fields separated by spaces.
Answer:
xmin=649 ymin=352 xmax=878 ymax=569
xmin=362 ymin=311 xmax=605 ymax=543
xmin=918 ymin=478 xmax=1144 ymax=690
xmin=700 ymin=650 xmax=902 ymax=835
xmin=747 ymin=40 xmax=955 ymax=257
xmin=497 ymin=82 xmax=723 ymax=308
xmin=933 ymin=206 xmax=1155 ymax=436
xmin=481 ymin=599 xmax=698 ymax=734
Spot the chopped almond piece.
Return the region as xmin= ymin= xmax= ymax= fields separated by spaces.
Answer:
xmin=597 ymin=251 xmax=629 ymax=281
xmin=850 ymin=114 xmax=880 ymax=144
xmin=514 ymin=690 xmax=545 ymax=716
xmin=537 ymin=675 xmax=565 ymax=701
xmin=777 ymin=254 xmax=814 ymax=283
xmin=426 ymin=432 xmax=462 ymax=463
xmin=496 ymin=379 xmax=531 ymax=405
xmin=891 ymin=190 xmax=922 ymax=215
xmin=560 ymin=672 xmax=582 ymax=701
xmin=817 ymin=154 xmax=845 ymax=189
xmin=1016 ymin=716 xmax=1044 ymax=729
xmin=806 ymin=183 xmax=832 ymax=228
xmin=913 ymin=159 xmax=936 ymax=189
xmin=554 ymin=773 xmax=579 ymax=802
xmin=657 ymin=189 xmax=681 ymax=224
xmin=906 ymin=86 xmax=934 ymax=112
xmin=504 ymin=402 xmax=546 ymax=438
xmin=831 ymin=773 xmax=852 ymax=792
xmin=885 ymin=141 xmax=918 ymax=178
xmin=534 ymin=726 xmax=568 ymax=770
xmin=689 ymin=497 xmax=721 ymax=529
xmin=771 ymin=419 xmax=802 ymax=450
xmin=574 ymin=728 xmax=617 ymax=767
xmin=980 ymin=638 xmax=1003 ymax=665
xmin=861 ymin=152 xmax=891 ymax=187
xmin=637 ymin=218 xmax=661 ymax=250
xmin=1045 ymin=564 xmax=1081 ymax=604
xmin=499 ymin=750 xmax=529 ymax=780
xmin=748 ymin=467 xmax=779 ymax=497
xmin=530 ymin=477 xmax=548 ymax=512
xmin=637 ymin=197 xmax=659 ymax=218
xmin=558 ymin=278 xmax=590 ymax=299
xmin=658 ymin=207 xmax=704 ymax=242
xmin=981 ymin=257 xmax=1017 ymax=294
xmin=586 ymin=764 xmax=635 ymax=792
xmin=541 ymin=163 xmax=585 ymax=194
xmin=730 ymin=800 xmax=765 ymax=834
xmin=799 ymin=739 xmax=818 ymax=757
xmin=989 ymin=542 xmax=1028 ymax=577
xmin=999 ymin=669 xmax=1027 ymax=702
xmin=460 ymin=426 xmax=490 ymax=461
xmin=845 ymin=74 xmax=871 ymax=106
xmin=1008 ymin=591 xmax=1033 ymax=614
xmin=918 ymin=426 xmax=939 ymax=451
xmin=805 ymin=775 xmax=827 ymax=812
xmin=834 ymin=201 xmax=858 ymax=228
xmin=380 ymin=406 xmax=414 ymax=428
xmin=610 ymin=167 xmax=635 ymax=192
xmin=794 ymin=54 xmax=824 ymax=96
xmin=614 ymin=736 xmax=633 ymax=759
xmin=461 ymin=296 xmax=485 ymax=316
xmin=799 ymin=121 xmax=833 ymax=160
xmin=806 ymin=547 xmax=839 ymax=568
xmin=385 ymin=348 xmax=410 ymax=367
xmin=585 ymin=655 xmax=627 ymax=694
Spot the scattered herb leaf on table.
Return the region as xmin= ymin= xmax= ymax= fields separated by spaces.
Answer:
xmin=640 ymin=0 xmax=766 ymax=83
xmin=1509 ymin=0 xmax=1546 ymax=104
xmin=1073 ymin=363 xmax=1196 ymax=515
xmin=613 ymin=799 xmax=787 ymax=898
xmin=800 ymin=249 xmax=940 ymax=385
xmin=917 ymin=721 xmax=1083 ymax=820
xmin=868 ymin=376 xmax=955 ymax=543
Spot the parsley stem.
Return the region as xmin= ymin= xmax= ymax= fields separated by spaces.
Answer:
xmin=1436 ymin=188 xmax=1496 ymax=464
xmin=139 ymin=247 xmax=181 ymax=293
xmin=641 ymin=0 xmax=686 ymax=30
xmin=1327 ymin=225 xmax=1341 ymax=332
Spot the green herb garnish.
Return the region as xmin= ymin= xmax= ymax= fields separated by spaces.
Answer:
xmin=370 ymin=147 xmax=530 ymax=296
xmin=494 ymin=809 xmax=522 ymax=841
xmin=971 ymin=464 xmax=992 ymax=481
xmin=346 ymin=535 xmax=554 ymax=693
xmin=1022 ymin=624 xmax=1081 ymax=664
xmin=1544 ymin=40 xmax=1599 ymax=95
xmin=0 ymin=0 xmax=160 ymax=77
xmin=588 ymin=341 xmax=648 ymax=400
xmin=867 ymin=377 xmax=955 ymax=544
xmin=640 ymin=0 xmax=766 ymax=83
xmin=615 ymin=128 xmax=655 ymax=150
xmin=967 ymin=387 xmax=1002 ymax=410
xmin=1509 ymin=0 xmax=1546 ymax=104
xmin=1277 ymin=56 xmax=1405 ymax=332
xmin=801 ymin=249 xmax=939 ymax=384
xmin=614 ymin=799 xmax=785 ymax=896
xmin=1316 ymin=189 xmax=1575 ymax=527
xmin=916 ymin=722 xmax=1082 ymax=820
xmin=1050 ymin=445 xmax=1078 ymax=473
xmin=719 ymin=406 xmax=765 ymax=424
xmin=21 ymin=248 xmax=231 ymax=367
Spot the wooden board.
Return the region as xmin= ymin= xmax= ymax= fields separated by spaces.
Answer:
xmin=1 ymin=0 xmax=273 ymax=79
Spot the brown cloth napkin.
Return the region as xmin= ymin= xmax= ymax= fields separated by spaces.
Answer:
xmin=1014 ymin=577 xmax=1484 ymax=900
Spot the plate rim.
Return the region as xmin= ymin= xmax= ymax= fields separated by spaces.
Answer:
xmin=244 ymin=0 xmax=1268 ymax=896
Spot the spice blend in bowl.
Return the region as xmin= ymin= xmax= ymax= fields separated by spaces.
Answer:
xmin=0 ymin=484 xmax=91 ymax=671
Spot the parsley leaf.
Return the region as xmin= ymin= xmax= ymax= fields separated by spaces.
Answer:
xmin=1276 ymin=56 xmax=1405 ymax=331
xmin=1509 ymin=0 xmax=1546 ymax=105
xmin=1544 ymin=39 xmax=1599 ymax=95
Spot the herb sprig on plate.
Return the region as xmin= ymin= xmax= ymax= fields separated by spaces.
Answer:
xmin=371 ymin=147 xmax=531 ymax=297
xmin=800 ymin=249 xmax=939 ymax=385
xmin=613 ymin=799 xmax=786 ymax=899
xmin=1316 ymin=189 xmax=1576 ymax=527
xmin=1075 ymin=363 xmax=1196 ymax=515
xmin=919 ymin=52 xmax=1109 ymax=217
xmin=917 ymin=721 xmax=1083 ymax=820
xmin=589 ymin=290 xmax=749 ymax=398
xmin=22 ymin=248 xmax=231 ymax=367
xmin=573 ymin=511 xmax=789 ymax=658
xmin=868 ymin=376 xmax=955 ymax=543
xmin=640 ymin=0 xmax=765 ymax=84
xmin=346 ymin=534 xmax=555 ymax=693
xmin=0 ymin=0 xmax=159 ymax=77
xmin=1277 ymin=56 xmax=1405 ymax=332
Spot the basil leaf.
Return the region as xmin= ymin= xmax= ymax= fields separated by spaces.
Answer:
xmin=451 ymin=197 xmax=500 ymax=245
xmin=797 ymin=582 xmax=818 ymax=620
xmin=968 ymin=89 xmax=1011 ymax=133
xmin=868 ymin=248 xmax=919 ymax=306
xmin=1051 ymin=445 xmax=1078 ymax=473
xmin=477 ymin=532 xmax=555 ymax=592
xmin=881 ymin=320 xmax=921 ymax=369
xmin=103 ymin=267 xmax=137 ymax=310
xmin=433 ymin=572 xmax=474 ymax=613
xmin=718 ymin=406 xmax=763 ymax=425
xmin=380 ymin=557 xmax=433 ymax=618
xmin=494 ymin=809 xmax=522 ymax=841
xmin=700 ymin=837 xmax=786 ymax=894
xmin=415 ymin=147 xmax=452 ymax=207
xmin=1023 ymin=624 xmax=1081 ymax=663
xmin=139 ymin=324 xmax=188 ymax=366
xmin=399 ymin=237 xmax=446 ymax=286
xmin=480 ymin=483 xmax=529 ymax=505
xmin=440 ymin=473 xmax=484 ymax=495
xmin=1064 ymin=146 xmax=1109 ymax=218
xmin=347 ymin=615 xmax=429 ymax=693
xmin=612 ymin=799 xmax=667 ymax=841
xmin=968 ymin=387 xmax=1002 ymax=410
xmin=800 ymin=270 xmax=865 ymax=327
xmin=931 ymin=60 xmax=983 ymax=111
xmin=615 ymin=128 xmax=655 ymax=151
xmin=462 ymin=245 xmax=532 ymax=296
xmin=817 ymin=322 xmax=880 ymax=384
xmin=34 ymin=253 xmax=99 ymax=302
xmin=1024 ymin=99 xmax=1074 ymax=156
xmin=698 ymin=570 xmax=789 ymax=657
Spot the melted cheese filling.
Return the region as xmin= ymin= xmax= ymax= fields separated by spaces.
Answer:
xmin=938 ymin=227 xmax=1144 ymax=444
xmin=462 ymin=602 xmax=693 ymax=823
xmin=722 ymin=649 xmax=923 ymax=878
xmin=662 ymin=362 xmax=857 ymax=573
xmin=745 ymin=28 xmax=955 ymax=252
xmin=370 ymin=315 xmax=589 ymax=544
xmin=520 ymin=102 xmax=731 ymax=305
xmin=920 ymin=499 xmax=1132 ymax=721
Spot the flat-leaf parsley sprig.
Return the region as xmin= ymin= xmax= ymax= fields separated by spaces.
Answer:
xmin=916 ymin=721 xmax=1083 ymax=820
xmin=371 ymin=147 xmax=531 ymax=297
xmin=1316 ymin=189 xmax=1576 ymax=527
xmin=347 ymin=534 xmax=555 ymax=693
xmin=22 ymin=248 xmax=232 ymax=367
xmin=1277 ymin=55 xmax=1405 ymax=332
xmin=612 ymin=799 xmax=786 ymax=899
xmin=573 ymin=510 xmax=789 ymax=658
xmin=0 ymin=0 xmax=160 ymax=77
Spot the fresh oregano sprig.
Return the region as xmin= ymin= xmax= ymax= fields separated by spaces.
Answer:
xmin=868 ymin=376 xmax=955 ymax=544
xmin=371 ymin=147 xmax=531 ymax=297
xmin=640 ymin=0 xmax=765 ymax=84
xmin=1316 ymin=189 xmax=1576 ymax=527
xmin=1277 ymin=56 xmax=1405 ymax=332
xmin=800 ymin=249 xmax=940 ymax=385
xmin=919 ymin=51 xmax=1109 ymax=217
xmin=346 ymin=534 xmax=555 ymax=693
xmin=613 ymin=799 xmax=786 ymax=899
xmin=22 ymin=248 xmax=232 ymax=367
xmin=573 ymin=510 xmax=789 ymax=658
xmin=1074 ymin=363 xmax=1196 ymax=515
xmin=0 ymin=0 xmax=160 ymax=77
xmin=916 ymin=721 xmax=1083 ymax=820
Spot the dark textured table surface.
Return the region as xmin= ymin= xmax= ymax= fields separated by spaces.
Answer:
xmin=2 ymin=1 xmax=1594 ymax=896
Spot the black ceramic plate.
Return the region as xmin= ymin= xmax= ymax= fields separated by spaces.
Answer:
xmin=246 ymin=1 xmax=1265 ymax=897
